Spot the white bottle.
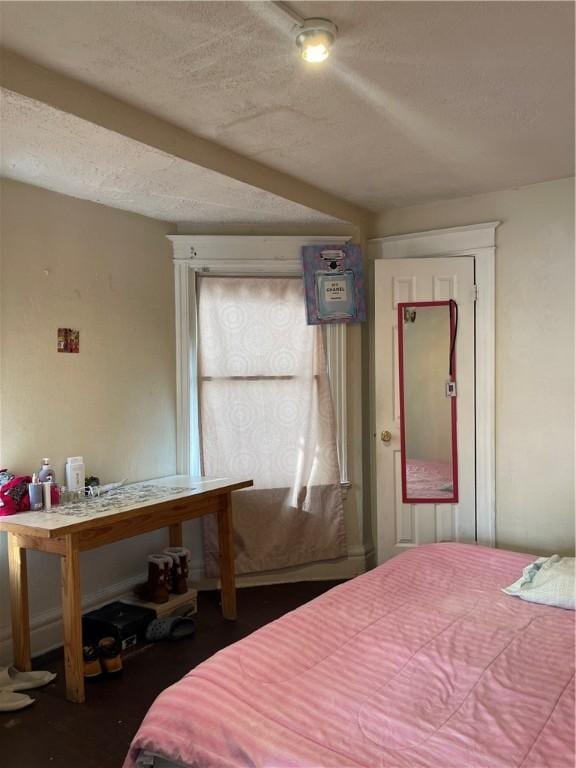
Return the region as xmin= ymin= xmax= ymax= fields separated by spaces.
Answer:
xmin=43 ymin=481 xmax=52 ymax=510
xmin=65 ymin=456 xmax=85 ymax=493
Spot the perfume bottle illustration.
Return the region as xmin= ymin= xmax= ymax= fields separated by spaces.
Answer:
xmin=315 ymin=250 xmax=356 ymax=320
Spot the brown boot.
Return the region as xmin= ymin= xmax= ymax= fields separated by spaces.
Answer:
xmin=163 ymin=547 xmax=190 ymax=594
xmin=145 ymin=555 xmax=171 ymax=603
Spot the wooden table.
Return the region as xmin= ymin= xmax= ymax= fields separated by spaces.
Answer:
xmin=0 ymin=475 xmax=252 ymax=703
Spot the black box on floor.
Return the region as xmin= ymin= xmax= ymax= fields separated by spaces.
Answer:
xmin=82 ymin=601 xmax=156 ymax=650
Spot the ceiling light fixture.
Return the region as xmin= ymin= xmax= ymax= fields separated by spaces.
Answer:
xmin=273 ymin=2 xmax=338 ymax=63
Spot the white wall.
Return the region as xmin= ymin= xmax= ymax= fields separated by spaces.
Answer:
xmin=0 ymin=179 xmax=177 ymax=660
xmin=370 ymin=177 xmax=575 ymax=556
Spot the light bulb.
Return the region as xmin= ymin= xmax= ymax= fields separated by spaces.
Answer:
xmin=295 ymin=19 xmax=337 ymax=64
xmin=301 ymin=42 xmax=330 ymax=63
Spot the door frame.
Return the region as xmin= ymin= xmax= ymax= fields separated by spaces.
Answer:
xmin=368 ymin=222 xmax=498 ymax=553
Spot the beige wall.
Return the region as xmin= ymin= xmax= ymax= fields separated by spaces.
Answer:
xmin=0 ymin=179 xmax=177 ymax=657
xmin=370 ymin=177 xmax=575 ymax=555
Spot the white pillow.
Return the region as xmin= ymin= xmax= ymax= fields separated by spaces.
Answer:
xmin=502 ymin=555 xmax=575 ymax=610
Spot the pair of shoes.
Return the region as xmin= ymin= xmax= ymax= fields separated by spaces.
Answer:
xmin=0 ymin=666 xmax=57 ymax=712
xmin=138 ymin=548 xmax=191 ymax=604
xmin=83 ymin=637 xmax=123 ymax=680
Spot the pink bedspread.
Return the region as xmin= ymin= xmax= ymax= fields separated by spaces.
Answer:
xmin=125 ymin=544 xmax=575 ymax=768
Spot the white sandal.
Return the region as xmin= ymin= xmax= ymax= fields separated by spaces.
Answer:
xmin=0 ymin=666 xmax=56 ymax=692
xmin=0 ymin=690 xmax=35 ymax=712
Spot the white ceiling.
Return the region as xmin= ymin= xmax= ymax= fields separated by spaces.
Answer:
xmin=0 ymin=89 xmax=344 ymax=227
xmin=0 ymin=1 xmax=574 ymax=214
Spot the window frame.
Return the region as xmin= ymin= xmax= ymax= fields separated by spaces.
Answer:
xmin=169 ymin=235 xmax=351 ymax=486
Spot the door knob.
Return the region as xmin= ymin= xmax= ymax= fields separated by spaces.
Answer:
xmin=381 ymin=430 xmax=392 ymax=443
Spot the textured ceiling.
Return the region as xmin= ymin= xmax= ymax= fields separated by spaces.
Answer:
xmin=0 ymin=1 xmax=574 ymax=212
xmin=0 ymin=89 xmax=345 ymax=227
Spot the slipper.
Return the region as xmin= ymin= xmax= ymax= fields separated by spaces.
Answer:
xmin=0 ymin=690 xmax=35 ymax=712
xmin=0 ymin=666 xmax=56 ymax=692
xmin=145 ymin=616 xmax=196 ymax=642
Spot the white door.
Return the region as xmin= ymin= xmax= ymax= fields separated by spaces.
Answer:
xmin=374 ymin=257 xmax=476 ymax=563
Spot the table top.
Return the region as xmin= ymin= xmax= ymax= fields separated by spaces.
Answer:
xmin=0 ymin=475 xmax=252 ymax=538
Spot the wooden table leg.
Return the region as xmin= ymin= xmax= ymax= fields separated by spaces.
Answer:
xmin=7 ymin=533 xmax=31 ymax=671
xmin=217 ymin=493 xmax=236 ymax=620
xmin=61 ymin=536 xmax=84 ymax=703
xmin=168 ymin=522 xmax=183 ymax=547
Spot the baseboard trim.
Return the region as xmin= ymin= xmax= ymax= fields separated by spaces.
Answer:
xmin=0 ymin=545 xmax=369 ymax=664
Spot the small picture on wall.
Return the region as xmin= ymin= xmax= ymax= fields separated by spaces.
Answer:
xmin=58 ymin=328 xmax=80 ymax=353
xmin=302 ymin=243 xmax=366 ymax=324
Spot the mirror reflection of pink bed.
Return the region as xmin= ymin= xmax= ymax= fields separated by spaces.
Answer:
xmin=406 ymin=459 xmax=453 ymax=499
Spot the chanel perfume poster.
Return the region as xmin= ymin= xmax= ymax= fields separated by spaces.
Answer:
xmin=301 ymin=243 xmax=366 ymax=324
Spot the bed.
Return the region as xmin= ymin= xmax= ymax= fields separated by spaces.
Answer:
xmin=124 ymin=543 xmax=575 ymax=768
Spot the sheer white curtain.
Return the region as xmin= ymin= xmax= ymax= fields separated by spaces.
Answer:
xmin=197 ymin=275 xmax=346 ymax=576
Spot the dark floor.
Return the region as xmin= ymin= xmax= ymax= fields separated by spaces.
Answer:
xmin=1 ymin=581 xmax=341 ymax=768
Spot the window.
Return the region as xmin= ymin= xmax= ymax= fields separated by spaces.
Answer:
xmin=170 ymin=236 xmax=349 ymax=488
xmin=196 ymin=274 xmax=347 ymax=573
